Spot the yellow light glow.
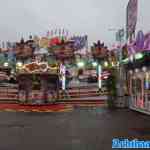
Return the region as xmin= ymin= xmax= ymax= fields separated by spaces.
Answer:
xmin=16 ymin=62 xmax=23 ymax=67
xmin=111 ymin=62 xmax=115 ymax=67
xmin=104 ymin=61 xmax=108 ymax=67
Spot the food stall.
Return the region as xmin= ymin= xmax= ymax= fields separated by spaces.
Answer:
xmin=16 ymin=61 xmax=59 ymax=104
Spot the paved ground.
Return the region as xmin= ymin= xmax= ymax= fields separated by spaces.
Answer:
xmin=0 ymin=107 xmax=150 ymax=150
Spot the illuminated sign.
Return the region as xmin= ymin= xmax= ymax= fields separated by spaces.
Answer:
xmin=98 ymin=65 xmax=102 ymax=89
xmin=60 ymin=64 xmax=66 ymax=90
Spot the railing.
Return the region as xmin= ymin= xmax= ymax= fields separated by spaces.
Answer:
xmin=0 ymin=82 xmax=108 ymax=103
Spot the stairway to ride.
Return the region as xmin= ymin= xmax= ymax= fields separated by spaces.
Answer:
xmin=0 ymin=84 xmax=18 ymax=103
xmin=0 ymin=83 xmax=108 ymax=105
xmin=59 ymin=83 xmax=108 ymax=104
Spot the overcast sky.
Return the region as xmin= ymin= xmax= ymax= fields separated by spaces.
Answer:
xmin=0 ymin=0 xmax=149 ymax=46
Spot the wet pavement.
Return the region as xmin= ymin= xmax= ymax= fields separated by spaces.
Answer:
xmin=0 ymin=107 xmax=150 ymax=150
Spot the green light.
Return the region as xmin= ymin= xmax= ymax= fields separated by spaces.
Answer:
xmin=92 ymin=62 xmax=98 ymax=67
xmin=122 ymin=58 xmax=129 ymax=63
xmin=135 ymin=53 xmax=144 ymax=60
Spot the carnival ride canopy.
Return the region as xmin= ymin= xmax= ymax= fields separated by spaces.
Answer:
xmin=0 ymin=32 xmax=89 ymax=73
xmin=128 ymin=31 xmax=150 ymax=55
xmin=91 ymin=40 xmax=109 ymax=59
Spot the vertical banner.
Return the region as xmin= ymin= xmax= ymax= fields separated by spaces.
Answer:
xmin=98 ymin=65 xmax=102 ymax=89
xmin=126 ymin=0 xmax=138 ymax=40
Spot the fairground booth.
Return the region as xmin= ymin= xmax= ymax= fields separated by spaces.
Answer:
xmin=0 ymin=29 xmax=84 ymax=104
xmin=123 ymin=31 xmax=150 ymax=115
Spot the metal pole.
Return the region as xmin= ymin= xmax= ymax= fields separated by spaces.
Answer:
xmin=117 ymin=29 xmax=126 ymax=106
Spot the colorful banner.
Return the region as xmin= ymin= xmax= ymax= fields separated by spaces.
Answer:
xmin=128 ymin=31 xmax=150 ymax=54
xmin=126 ymin=0 xmax=138 ymax=40
xmin=71 ymin=35 xmax=88 ymax=50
